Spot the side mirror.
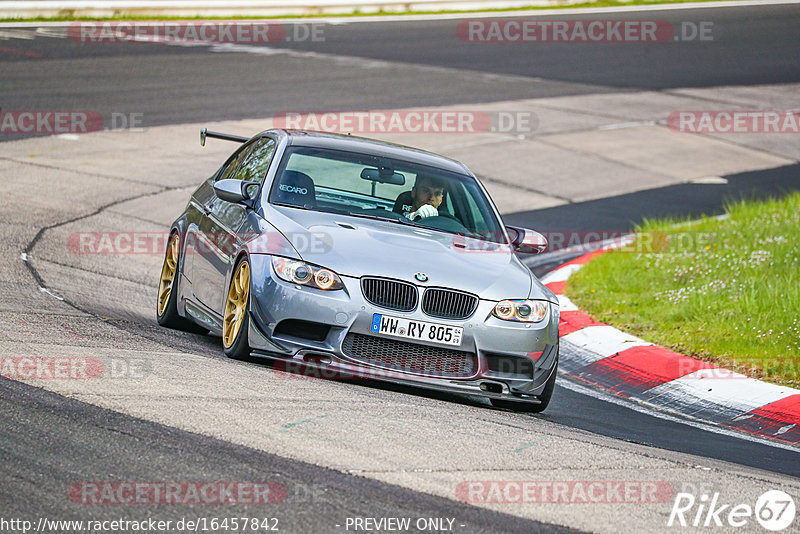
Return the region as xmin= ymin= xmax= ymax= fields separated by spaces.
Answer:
xmin=507 ymin=226 xmax=547 ymax=254
xmin=214 ymin=179 xmax=253 ymax=204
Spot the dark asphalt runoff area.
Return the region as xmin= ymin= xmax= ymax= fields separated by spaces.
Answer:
xmin=1 ymin=3 xmax=799 ymax=532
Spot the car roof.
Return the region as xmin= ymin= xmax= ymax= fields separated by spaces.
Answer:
xmin=262 ymin=129 xmax=472 ymax=176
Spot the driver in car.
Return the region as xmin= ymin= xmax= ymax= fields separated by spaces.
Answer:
xmin=393 ymin=174 xmax=445 ymax=221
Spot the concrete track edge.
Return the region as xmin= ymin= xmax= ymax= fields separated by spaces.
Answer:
xmin=543 ymin=247 xmax=800 ymax=447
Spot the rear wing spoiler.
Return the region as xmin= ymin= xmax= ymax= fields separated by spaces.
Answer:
xmin=200 ymin=127 xmax=248 ymax=146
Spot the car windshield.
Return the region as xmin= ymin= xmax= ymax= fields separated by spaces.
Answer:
xmin=269 ymin=145 xmax=506 ymax=243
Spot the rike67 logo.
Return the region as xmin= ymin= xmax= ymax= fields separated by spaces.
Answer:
xmin=668 ymin=490 xmax=796 ymax=531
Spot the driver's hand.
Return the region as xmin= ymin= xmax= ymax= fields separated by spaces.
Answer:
xmin=406 ymin=204 xmax=438 ymax=220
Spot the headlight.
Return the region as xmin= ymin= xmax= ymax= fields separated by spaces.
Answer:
xmin=492 ymin=300 xmax=547 ymax=323
xmin=272 ymin=257 xmax=343 ymax=291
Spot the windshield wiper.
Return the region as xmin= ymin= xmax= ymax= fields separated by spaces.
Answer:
xmin=272 ymin=203 xmax=352 ymax=216
xmin=272 ymin=201 xmax=312 ymax=210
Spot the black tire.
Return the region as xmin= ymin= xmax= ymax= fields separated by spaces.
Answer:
xmin=490 ymin=360 xmax=558 ymax=413
xmin=156 ymin=233 xmax=208 ymax=334
xmin=222 ymin=257 xmax=252 ymax=360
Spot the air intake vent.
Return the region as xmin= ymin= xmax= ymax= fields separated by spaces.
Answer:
xmin=342 ymin=333 xmax=478 ymax=378
xmin=422 ymin=288 xmax=478 ymax=320
xmin=361 ymin=277 xmax=418 ymax=312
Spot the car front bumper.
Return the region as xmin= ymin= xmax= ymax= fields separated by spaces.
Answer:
xmin=246 ymin=254 xmax=560 ymax=401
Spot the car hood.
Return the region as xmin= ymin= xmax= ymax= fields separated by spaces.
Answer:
xmin=266 ymin=207 xmax=553 ymax=302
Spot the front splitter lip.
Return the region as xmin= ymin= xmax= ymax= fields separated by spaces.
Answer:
xmin=250 ymin=349 xmax=544 ymax=403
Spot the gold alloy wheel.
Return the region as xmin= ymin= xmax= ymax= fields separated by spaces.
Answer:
xmin=157 ymin=234 xmax=180 ymax=317
xmin=223 ymin=260 xmax=250 ymax=348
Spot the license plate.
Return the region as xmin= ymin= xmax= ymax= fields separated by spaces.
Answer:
xmin=370 ymin=314 xmax=463 ymax=346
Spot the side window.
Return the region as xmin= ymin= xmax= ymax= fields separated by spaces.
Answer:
xmin=234 ymin=137 xmax=277 ymax=183
xmin=453 ymin=181 xmax=487 ymax=232
xmin=216 ymin=142 xmax=254 ymax=182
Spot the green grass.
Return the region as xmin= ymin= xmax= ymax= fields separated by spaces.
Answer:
xmin=0 ymin=0 xmax=754 ymax=22
xmin=566 ymin=192 xmax=800 ymax=388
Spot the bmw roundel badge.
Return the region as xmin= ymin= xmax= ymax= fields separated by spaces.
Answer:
xmin=414 ymin=272 xmax=428 ymax=282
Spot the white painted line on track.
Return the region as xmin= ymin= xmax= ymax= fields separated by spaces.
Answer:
xmin=39 ymin=287 xmax=64 ymax=301
xmin=167 ymin=40 xmax=546 ymax=85
xmin=598 ymin=120 xmax=659 ymax=131
xmin=557 ymin=376 xmax=800 ymax=452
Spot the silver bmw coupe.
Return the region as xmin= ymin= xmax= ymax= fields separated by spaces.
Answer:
xmin=157 ymin=128 xmax=559 ymax=412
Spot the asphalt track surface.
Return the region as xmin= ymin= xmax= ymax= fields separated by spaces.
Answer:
xmin=1 ymin=378 xmax=578 ymax=534
xmin=0 ymin=4 xmax=798 ymax=136
xmin=1 ymin=3 xmax=800 ymax=533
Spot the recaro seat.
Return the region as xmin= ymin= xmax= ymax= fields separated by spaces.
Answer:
xmin=272 ymin=170 xmax=316 ymax=209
